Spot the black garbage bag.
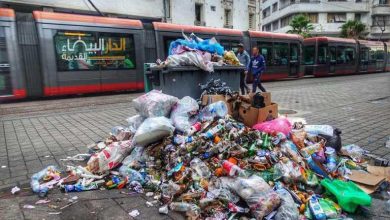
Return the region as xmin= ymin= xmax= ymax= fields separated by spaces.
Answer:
xmin=199 ymin=79 xmax=233 ymax=96
xmin=319 ymin=128 xmax=342 ymax=151
xmin=252 ymin=92 xmax=265 ymax=108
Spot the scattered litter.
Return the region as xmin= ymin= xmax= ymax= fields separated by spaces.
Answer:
xmin=129 ymin=209 xmax=140 ymax=217
xmin=59 ymin=201 xmax=78 ymax=210
xmin=35 ymin=199 xmax=51 ymax=204
xmin=48 ymin=212 xmax=62 ymax=215
xmin=159 ymin=205 xmax=169 ymax=214
xmin=27 ymin=90 xmax=388 ymax=219
xmin=23 ymin=204 xmax=35 ymax=209
xmin=11 ymin=186 xmax=20 ymax=194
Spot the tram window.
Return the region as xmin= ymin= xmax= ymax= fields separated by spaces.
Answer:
xmin=369 ymin=49 xmax=376 ymax=63
xmin=336 ymin=46 xmax=355 ymax=65
xmin=303 ymin=45 xmax=315 ymax=65
xmin=360 ymin=48 xmax=369 ymax=61
xmin=290 ymin=43 xmax=299 ymax=62
xmin=0 ymin=28 xmax=8 ymax=63
xmin=54 ymin=31 xmax=136 ymax=71
xmin=258 ymin=42 xmax=273 ymax=66
xmin=273 ymin=43 xmax=288 ymax=66
xmin=376 ymin=49 xmax=385 ymax=60
xmin=317 ymin=44 xmax=327 ymax=64
xmin=220 ymin=40 xmax=239 ymax=52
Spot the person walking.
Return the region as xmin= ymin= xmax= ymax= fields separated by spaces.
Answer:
xmin=248 ymin=46 xmax=266 ymax=93
xmin=236 ymin=43 xmax=250 ymax=95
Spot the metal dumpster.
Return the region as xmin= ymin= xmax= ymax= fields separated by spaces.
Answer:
xmin=144 ymin=65 xmax=244 ymax=99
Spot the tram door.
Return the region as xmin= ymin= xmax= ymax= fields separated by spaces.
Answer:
xmin=359 ymin=48 xmax=369 ymax=72
xmin=0 ymin=26 xmax=13 ymax=96
xmin=329 ymin=46 xmax=336 ymax=74
xmin=289 ymin=43 xmax=299 ymax=76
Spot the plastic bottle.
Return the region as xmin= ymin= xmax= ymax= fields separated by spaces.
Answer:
xmin=186 ymin=122 xmax=201 ymax=136
xmin=203 ymin=124 xmax=224 ymax=139
xmin=261 ymin=133 xmax=271 ymax=149
xmin=190 ymin=158 xmax=211 ymax=180
xmin=325 ymin=147 xmax=337 ymax=172
xmin=222 ymin=160 xmax=244 ymax=176
xmin=309 ymin=196 xmax=327 ymax=220
xmin=305 ymin=156 xmax=329 ymax=179
xmin=64 ymin=180 xmax=103 ymax=192
xmin=199 ymin=101 xmax=228 ymax=121
xmin=248 ymin=142 xmax=258 ymax=157
xmin=169 ymin=202 xmax=200 ymax=214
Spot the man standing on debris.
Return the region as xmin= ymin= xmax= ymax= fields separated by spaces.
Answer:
xmin=236 ymin=43 xmax=250 ymax=95
xmin=248 ymin=46 xmax=266 ymax=93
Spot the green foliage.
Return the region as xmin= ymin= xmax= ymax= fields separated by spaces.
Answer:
xmin=287 ymin=14 xmax=314 ymax=38
xmin=340 ymin=20 xmax=367 ymax=39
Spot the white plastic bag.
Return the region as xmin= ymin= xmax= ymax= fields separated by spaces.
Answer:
xmin=126 ymin=114 xmax=145 ymax=133
xmin=165 ymin=51 xmax=214 ymax=72
xmin=122 ymin=146 xmax=144 ymax=168
xmin=304 ymin=125 xmax=334 ymax=136
xmin=170 ymin=96 xmax=199 ymax=133
xmin=230 ymin=175 xmax=281 ymax=219
xmin=275 ymin=188 xmax=299 ymax=220
xmin=133 ymin=117 xmax=174 ymax=146
xmin=87 ymin=140 xmax=133 ymax=173
xmin=133 ymin=90 xmax=178 ymax=118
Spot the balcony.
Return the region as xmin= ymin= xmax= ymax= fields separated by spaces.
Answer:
xmin=372 ymin=4 xmax=390 ymax=15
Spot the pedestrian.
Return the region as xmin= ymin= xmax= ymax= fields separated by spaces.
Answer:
xmin=236 ymin=43 xmax=250 ymax=95
xmin=248 ymin=46 xmax=266 ymax=93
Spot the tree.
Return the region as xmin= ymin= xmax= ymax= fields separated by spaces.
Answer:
xmin=287 ymin=14 xmax=314 ymax=38
xmin=340 ymin=20 xmax=367 ymax=39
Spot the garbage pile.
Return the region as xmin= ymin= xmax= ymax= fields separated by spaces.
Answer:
xmin=29 ymin=90 xmax=390 ymax=219
xmin=157 ymin=33 xmax=241 ymax=72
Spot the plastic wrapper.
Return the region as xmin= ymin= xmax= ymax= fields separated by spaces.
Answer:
xmin=31 ymin=166 xmax=59 ymax=197
xmin=273 ymin=160 xmax=302 ymax=183
xmin=87 ymin=140 xmax=133 ymax=173
xmin=133 ymin=90 xmax=178 ymax=118
xmin=291 ymin=129 xmax=307 ymax=149
xmin=275 ymin=188 xmax=299 ymax=220
xmin=253 ymin=118 xmax=292 ymax=136
xmin=223 ymin=51 xmax=241 ymax=65
xmin=199 ymin=101 xmax=228 ymax=121
xmin=304 ymin=125 xmax=334 ymax=136
xmin=169 ymin=34 xmax=224 ymax=56
xmin=170 ymin=96 xmax=199 ymax=133
xmin=164 ymin=50 xmax=214 ymax=72
xmin=122 ymin=146 xmax=144 ymax=168
xmin=126 ymin=115 xmax=145 ymax=133
xmin=341 ymin=144 xmax=365 ymax=162
xmin=133 ymin=117 xmax=175 ymax=146
xmin=230 ymin=175 xmax=281 ymax=219
xmin=118 ymin=165 xmax=146 ymax=184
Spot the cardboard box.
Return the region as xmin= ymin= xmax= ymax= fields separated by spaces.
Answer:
xmin=239 ymin=102 xmax=278 ymax=127
xmin=201 ymin=95 xmax=233 ymax=115
xmin=243 ymin=92 xmax=272 ymax=107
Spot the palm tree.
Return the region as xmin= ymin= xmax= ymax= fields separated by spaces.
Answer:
xmin=287 ymin=14 xmax=314 ymax=38
xmin=340 ymin=20 xmax=367 ymax=39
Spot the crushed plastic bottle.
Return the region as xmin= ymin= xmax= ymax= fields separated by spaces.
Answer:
xmin=169 ymin=202 xmax=200 ymax=215
xmin=190 ymin=158 xmax=211 ymax=180
xmin=118 ymin=166 xmax=145 ymax=184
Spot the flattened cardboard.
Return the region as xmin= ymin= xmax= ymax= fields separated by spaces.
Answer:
xmin=367 ymin=165 xmax=390 ymax=182
xmin=348 ymin=170 xmax=385 ymax=194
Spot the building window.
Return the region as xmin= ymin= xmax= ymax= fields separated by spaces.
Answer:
xmin=355 ymin=13 xmax=361 ymax=21
xmin=54 ymin=31 xmax=136 ymax=71
xmin=165 ymin=0 xmax=171 ymax=18
xmin=378 ymin=0 xmax=388 ymax=5
xmin=272 ymin=20 xmax=279 ymax=30
xmin=224 ymin=9 xmax=232 ymax=28
xmin=262 ymin=7 xmax=271 ymax=18
xmin=308 ymin=13 xmax=318 ymax=23
xmin=373 ymin=16 xmax=390 ymax=26
xmin=249 ymin=13 xmax=255 ymax=29
xmin=195 ymin=3 xmax=203 ymax=25
xmin=262 ymin=24 xmax=271 ymax=31
xmin=327 ymin=13 xmax=347 ymax=23
xmin=272 ymin=3 xmax=278 ymax=12
xmin=281 ymin=15 xmax=293 ymax=27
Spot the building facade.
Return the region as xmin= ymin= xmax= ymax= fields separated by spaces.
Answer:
xmin=260 ymin=0 xmax=390 ymax=40
xmin=0 ymin=0 xmax=262 ymax=31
